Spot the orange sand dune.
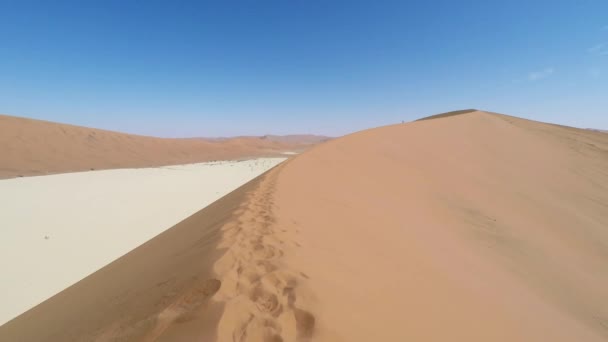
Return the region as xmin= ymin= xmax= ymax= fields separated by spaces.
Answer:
xmin=2 ymin=110 xmax=608 ymax=341
xmin=0 ymin=114 xmax=327 ymax=179
xmin=271 ymin=111 xmax=608 ymax=341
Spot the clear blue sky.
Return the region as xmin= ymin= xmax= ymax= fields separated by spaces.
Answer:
xmin=1 ymin=1 xmax=607 ymax=137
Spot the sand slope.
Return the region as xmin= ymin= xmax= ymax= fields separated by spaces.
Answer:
xmin=0 ymin=114 xmax=326 ymax=179
xmin=269 ymin=111 xmax=608 ymax=341
xmin=2 ymin=110 xmax=608 ymax=341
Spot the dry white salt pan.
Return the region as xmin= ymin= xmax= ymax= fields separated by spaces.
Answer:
xmin=0 ymin=157 xmax=285 ymax=325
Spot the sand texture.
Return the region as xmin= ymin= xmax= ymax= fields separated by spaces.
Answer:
xmin=0 ymin=114 xmax=326 ymax=179
xmin=2 ymin=110 xmax=608 ymax=341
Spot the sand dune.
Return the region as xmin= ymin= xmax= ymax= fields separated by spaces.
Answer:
xmin=269 ymin=111 xmax=608 ymax=341
xmin=2 ymin=110 xmax=608 ymax=341
xmin=0 ymin=114 xmax=326 ymax=179
xmin=588 ymin=128 xmax=608 ymax=133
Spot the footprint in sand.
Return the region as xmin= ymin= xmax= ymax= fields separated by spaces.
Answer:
xmin=250 ymin=287 xmax=281 ymax=315
xmin=294 ymin=308 xmax=316 ymax=341
xmin=144 ymin=278 xmax=221 ymax=341
xmin=252 ymin=243 xmax=283 ymax=260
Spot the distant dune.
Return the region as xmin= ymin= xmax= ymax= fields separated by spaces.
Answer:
xmin=259 ymin=134 xmax=332 ymax=144
xmin=203 ymin=135 xmax=331 ymax=144
xmin=588 ymin=128 xmax=608 ymax=133
xmin=0 ymin=114 xmax=328 ymax=179
xmin=2 ymin=110 xmax=608 ymax=341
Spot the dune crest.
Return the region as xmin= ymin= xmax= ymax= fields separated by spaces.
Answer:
xmin=212 ymin=170 xmax=315 ymax=341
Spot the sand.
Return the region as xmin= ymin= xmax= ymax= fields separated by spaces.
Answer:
xmin=0 ymin=114 xmax=326 ymax=179
xmin=2 ymin=110 xmax=608 ymax=341
xmin=0 ymin=158 xmax=284 ymax=326
xmin=267 ymin=111 xmax=608 ymax=341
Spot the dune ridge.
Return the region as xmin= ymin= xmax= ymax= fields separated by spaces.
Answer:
xmin=2 ymin=110 xmax=608 ymax=341
xmin=211 ymin=166 xmax=315 ymax=341
xmin=0 ymin=114 xmax=327 ymax=179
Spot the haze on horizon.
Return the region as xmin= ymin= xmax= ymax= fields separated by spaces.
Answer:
xmin=1 ymin=1 xmax=607 ymax=137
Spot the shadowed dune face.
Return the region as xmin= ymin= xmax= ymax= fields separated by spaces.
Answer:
xmin=272 ymin=111 xmax=608 ymax=341
xmin=415 ymin=108 xmax=478 ymax=121
xmin=0 ymin=114 xmax=326 ymax=179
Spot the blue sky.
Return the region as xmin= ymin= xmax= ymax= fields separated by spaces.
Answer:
xmin=1 ymin=1 xmax=607 ymax=137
